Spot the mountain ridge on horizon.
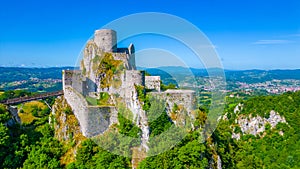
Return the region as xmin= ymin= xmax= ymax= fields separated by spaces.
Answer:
xmin=1 ymin=65 xmax=299 ymax=71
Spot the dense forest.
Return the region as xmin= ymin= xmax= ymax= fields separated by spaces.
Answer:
xmin=0 ymin=91 xmax=299 ymax=168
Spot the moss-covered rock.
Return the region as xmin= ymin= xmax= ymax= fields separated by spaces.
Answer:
xmin=51 ymin=96 xmax=86 ymax=165
xmin=92 ymin=53 xmax=123 ymax=89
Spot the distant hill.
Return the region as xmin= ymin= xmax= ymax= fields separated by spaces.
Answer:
xmin=0 ymin=66 xmax=299 ymax=91
xmin=225 ymin=69 xmax=300 ymax=83
xmin=0 ymin=67 xmax=75 ymax=92
xmin=0 ymin=67 xmax=75 ymax=83
xmin=140 ymin=66 xmax=300 ymax=83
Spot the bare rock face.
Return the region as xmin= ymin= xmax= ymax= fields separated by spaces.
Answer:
xmin=238 ymin=110 xmax=286 ymax=136
xmin=231 ymin=132 xmax=241 ymax=140
xmin=234 ymin=103 xmax=243 ymax=114
xmin=209 ymin=155 xmax=222 ymax=169
xmin=7 ymin=106 xmax=21 ymax=125
xmin=267 ymin=110 xmax=287 ymax=128
xmin=217 ymin=155 xmax=222 ymax=169
xmin=51 ymin=96 xmax=84 ymax=141
xmin=230 ymin=108 xmax=287 ymax=139
xmin=51 ymin=96 xmax=86 ymax=165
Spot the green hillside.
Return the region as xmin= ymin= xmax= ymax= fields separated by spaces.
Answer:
xmin=0 ymin=91 xmax=299 ymax=168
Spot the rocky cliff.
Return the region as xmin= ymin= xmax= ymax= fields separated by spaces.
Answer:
xmin=51 ymin=96 xmax=86 ymax=165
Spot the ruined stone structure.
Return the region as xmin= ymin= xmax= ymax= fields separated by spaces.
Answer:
xmin=152 ymin=89 xmax=196 ymax=112
xmin=145 ymin=76 xmax=161 ymax=92
xmin=62 ymin=29 xmax=196 ymax=148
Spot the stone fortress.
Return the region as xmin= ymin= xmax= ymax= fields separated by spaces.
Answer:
xmin=62 ymin=29 xmax=197 ymax=144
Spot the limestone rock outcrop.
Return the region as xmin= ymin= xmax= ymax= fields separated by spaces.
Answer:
xmin=228 ymin=104 xmax=287 ymax=140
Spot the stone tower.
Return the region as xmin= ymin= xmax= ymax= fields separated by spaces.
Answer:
xmin=94 ymin=29 xmax=117 ymax=52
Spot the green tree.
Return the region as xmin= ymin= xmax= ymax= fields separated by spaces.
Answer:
xmin=0 ymin=124 xmax=10 ymax=163
xmin=0 ymin=104 xmax=10 ymax=123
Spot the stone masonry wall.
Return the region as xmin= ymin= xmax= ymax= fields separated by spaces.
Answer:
xmin=149 ymin=89 xmax=197 ymax=127
xmin=112 ymin=52 xmax=135 ymax=70
xmin=124 ymin=70 xmax=145 ymax=117
xmin=62 ymin=70 xmax=87 ymax=95
xmin=145 ymin=76 xmax=161 ymax=92
xmin=63 ymin=86 xmax=118 ymax=137
xmin=151 ymin=89 xmax=196 ymax=113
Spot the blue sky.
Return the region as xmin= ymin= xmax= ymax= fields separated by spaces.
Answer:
xmin=0 ymin=0 xmax=299 ymax=69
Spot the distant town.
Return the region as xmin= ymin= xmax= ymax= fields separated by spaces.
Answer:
xmin=1 ymin=67 xmax=300 ymax=97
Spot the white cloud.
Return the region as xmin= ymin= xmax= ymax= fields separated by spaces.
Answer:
xmin=252 ymin=40 xmax=293 ymax=45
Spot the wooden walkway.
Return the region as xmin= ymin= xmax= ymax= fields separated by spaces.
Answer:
xmin=0 ymin=90 xmax=63 ymax=105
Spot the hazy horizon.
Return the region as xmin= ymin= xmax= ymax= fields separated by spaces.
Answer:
xmin=1 ymin=65 xmax=299 ymax=71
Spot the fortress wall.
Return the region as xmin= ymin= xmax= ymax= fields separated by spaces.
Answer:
xmin=62 ymin=70 xmax=73 ymax=90
xmin=113 ymin=52 xmax=135 ymax=70
xmin=164 ymin=90 xmax=197 ymax=112
xmin=63 ymin=86 xmax=89 ymax=136
xmin=64 ymin=86 xmax=118 ymax=138
xmin=151 ymin=89 xmax=197 ymax=112
xmin=112 ymin=44 xmax=135 ymax=70
xmin=125 ymin=70 xmax=145 ymax=86
xmin=123 ymin=70 xmax=145 ymax=102
xmin=94 ymin=29 xmax=117 ymax=52
xmin=62 ymin=70 xmax=87 ymax=95
xmin=145 ymin=76 xmax=161 ymax=92
xmin=124 ymin=70 xmax=145 ymax=94
xmin=123 ymin=70 xmax=145 ymax=121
